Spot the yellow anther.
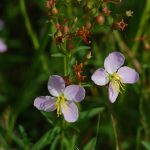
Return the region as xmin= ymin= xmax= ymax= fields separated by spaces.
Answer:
xmin=56 ymin=94 xmax=66 ymax=117
xmin=109 ymin=73 xmax=125 ymax=93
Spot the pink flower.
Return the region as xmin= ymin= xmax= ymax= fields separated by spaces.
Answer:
xmin=91 ymin=52 xmax=139 ymax=103
xmin=0 ymin=19 xmax=4 ymax=31
xmin=34 ymin=75 xmax=85 ymax=122
xmin=0 ymin=40 xmax=7 ymax=53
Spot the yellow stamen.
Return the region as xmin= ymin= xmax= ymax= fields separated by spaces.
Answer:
xmin=109 ymin=73 xmax=125 ymax=93
xmin=56 ymin=94 xmax=66 ymax=117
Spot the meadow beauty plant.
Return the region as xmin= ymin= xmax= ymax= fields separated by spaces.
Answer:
xmin=91 ymin=52 xmax=139 ymax=103
xmin=34 ymin=75 xmax=85 ymax=122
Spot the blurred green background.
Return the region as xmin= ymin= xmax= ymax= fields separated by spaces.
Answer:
xmin=0 ymin=0 xmax=150 ymax=149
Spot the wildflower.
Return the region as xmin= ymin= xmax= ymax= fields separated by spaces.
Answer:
xmin=0 ymin=40 xmax=7 ymax=53
xmin=91 ymin=52 xmax=139 ymax=103
xmin=34 ymin=75 xmax=85 ymax=122
xmin=113 ymin=19 xmax=128 ymax=31
xmin=76 ymin=26 xmax=91 ymax=44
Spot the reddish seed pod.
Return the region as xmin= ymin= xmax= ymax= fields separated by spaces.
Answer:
xmin=62 ymin=26 xmax=69 ymax=34
xmin=51 ymin=7 xmax=58 ymax=15
xmin=96 ymin=15 xmax=105 ymax=25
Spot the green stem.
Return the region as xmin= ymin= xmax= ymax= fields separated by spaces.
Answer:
xmin=64 ymin=57 xmax=67 ymax=76
xmin=111 ymin=113 xmax=120 ymax=150
xmin=20 ymin=0 xmax=39 ymax=50
xmin=131 ymin=0 xmax=150 ymax=53
xmin=113 ymin=30 xmax=141 ymax=73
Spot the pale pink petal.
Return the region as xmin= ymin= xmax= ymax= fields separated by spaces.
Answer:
xmin=117 ymin=66 xmax=139 ymax=84
xmin=0 ymin=40 xmax=7 ymax=53
xmin=64 ymin=85 xmax=85 ymax=102
xmin=34 ymin=96 xmax=56 ymax=112
xmin=48 ymin=75 xmax=65 ymax=97
xmin=91 ymin=68 xmax=109 ymax=86
xmin=61 ymin=102 xmax=78 ymax=123
xmin=0 ymin=19 xmax=4 ymax=31
xmin=109 ymin=82 xmax=119 ymax=103
xmin=104 ymin=52 xmax=125 ymax=74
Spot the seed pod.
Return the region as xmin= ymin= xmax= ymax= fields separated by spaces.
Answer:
xmin=96 ymin=15 xmax=105 ymax=25
xmin=51 ymin=7 xmax=58 ymax=15
xmin=62 ymin=26 xmax=69 ymax=34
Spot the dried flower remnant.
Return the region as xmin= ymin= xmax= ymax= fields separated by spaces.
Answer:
xmin=34 ymin=75 xmax=85 ymax=122
xmin=63 ymin=75 xmax=72 ymax=86
xmin=0 ymin=40 xmax=7 ymax=53
xmin=91 ymin=52 xmax=139 ymax=103
xmin=113 ymin=19 xmax=128 ymax=31
xmin=46 ymin=0 xmax=57 ymax=9
xmin=126 ymin=10 xmax=133 ymax=17
xmin=76 ymin=26 xmax=91 ymax=44
xmin=102 ymin=3 xmax=111 ymax=16
xmin=74 ymin=62 xmax=86 ymax=83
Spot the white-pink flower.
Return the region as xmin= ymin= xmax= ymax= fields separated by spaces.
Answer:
xmin=91 ymin=52 xmax=139 ymax=103
xmin=34 ymin=75 xmax=85 ymax=123
xmin=0 ymin=40 xmax=7 ymax=53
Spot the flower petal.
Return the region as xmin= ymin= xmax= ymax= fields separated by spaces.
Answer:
xmin=117 ymin=66 xmax=139 ymax=84
xmin=109 ymin=82 xmax=119 ymax=103
xmin=48 ymin=75 xmax=65 ymax=97
xmin=61 ymin=102 xmax=78 ymax=123
xmin=104 ymin=52 xmax=125 ymax=74
xmin=0 ymin=40 xmax=7 ymax=53
xmin=64 ymin=85 xmax=85 ymax=102
xmin=0 ymin=19 xmax=4 ymax=31
xmin=34 ymin=96 xmax=56 ymax=112
xmin=91 ymin=68 xmax=109 ymax=86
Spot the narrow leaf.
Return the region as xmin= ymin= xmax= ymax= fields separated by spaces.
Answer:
xmin=32 ymin=127 xmax=60 ymax=150
xmin=79 ymin=107 xmax=104 ymax=120
xmin=142 ymin=141 xmax=150 ymax=150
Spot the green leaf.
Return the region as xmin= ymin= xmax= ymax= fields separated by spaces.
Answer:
xmin=79 ymin=107 xmax=104 ymax=120
xmin=83 ymin=138 xmax=96 ymax=150
xmin=51 ymin=53 xmax=65 ymax=57
xmin=73 ymin=46 xmax=91 ymax=54
xmin=70 ymin=135 xmax=78 ymax=150
xmin=32 ymin=127 xmax=60 ymax=150
xmin=50 ymin=135 xmax=60 ymax=150
xmin=142 ymin=141 xmax=150 ymax=150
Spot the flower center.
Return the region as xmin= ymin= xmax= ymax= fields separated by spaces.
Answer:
xmin=56 ymin=94 xmax=66 ymax=117
xmin=109 ymin=73 xmax=125 ymax=93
